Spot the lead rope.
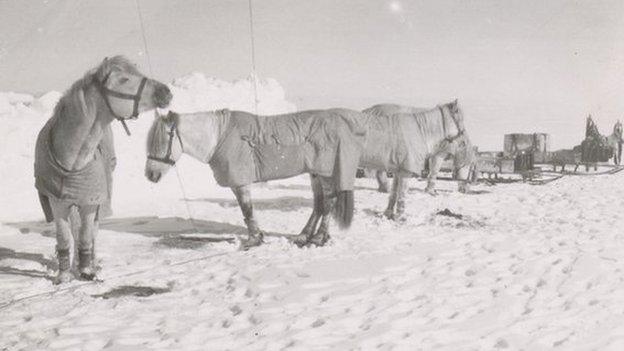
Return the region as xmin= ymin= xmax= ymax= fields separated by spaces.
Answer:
xmin=135 ymin=0 xmax=199 ymax=235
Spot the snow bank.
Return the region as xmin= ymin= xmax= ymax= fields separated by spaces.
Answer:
xmin=0 ymin=73 xmax=296 ymax=221
xmin=170 ymin=72 xmax=296 ymax=114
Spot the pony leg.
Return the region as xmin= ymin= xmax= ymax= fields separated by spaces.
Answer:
xmin=232 ymin=185 xmax=264 ymax=250
xmin=425 ymin=155 xmax=443 ymax=195
xmin=395 ymin=174 xmax=408 ymax=219
xmin=375 ymin=170 xmax=389 ymax=193
xmin=308 ymin=177 xmax=336 ymax=247
xmin=49 ymin=198 xmax=73 ymax=284
xmin=77 ymin=204 xmax=99 ymax=280
xmin=292 ymin=174 xmax=323 ymax=247
xmin=383 ymin=175 xmax=400 ymax=219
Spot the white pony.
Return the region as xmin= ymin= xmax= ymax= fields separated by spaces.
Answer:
xmin=145 ymin=109 xmax=366 ymax=249
xmin=34 ymin=56 xmax=172 ymax=283
xmin=360 ymin=100 xmax=476 ymax=219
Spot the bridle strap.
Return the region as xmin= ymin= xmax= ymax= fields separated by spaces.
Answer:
xmin=439 ymin=105 xmax=464 ymax=143
xmin=95 ymin=71 xmax=148 ymax=136
xmin=147 ymin=116 xmax=184 ymax=166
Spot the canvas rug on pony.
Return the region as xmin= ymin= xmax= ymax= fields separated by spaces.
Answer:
xmin=34 ymin=117 xmax=114 ymax=222
xmin=208 ymin=109 xmax=365 ymax=190
xmin=359 ymin=109 xmax=459 ymax=175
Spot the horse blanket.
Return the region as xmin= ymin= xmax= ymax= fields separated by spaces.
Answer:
xmin=358 ymin=108 xmax=449 ymax=175
xmin=34 ymin=117 xmax=114 ymax=222
xmin=208 ymin=109 xmax=365 ymax=190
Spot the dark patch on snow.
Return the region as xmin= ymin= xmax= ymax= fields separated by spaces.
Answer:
xmin=436 ymin=208 xmax=463 ymax=219
xmin=92 ymin=285 xmax=171 ymax=299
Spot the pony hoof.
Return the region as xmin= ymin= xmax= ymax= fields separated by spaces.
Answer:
xmin=377 ymin=186 xmax=389 ymax=193
xmin=54 ymin=271 xmax=73 ymax=285
xmin=383 ymin=211 xmax=395 ymax=220
xmin=425 ymin=189 xmax=438 ymax=196
xmin=290 ymin=233 xmax=311 ymax=248
xmin=80 ymin=272 xmax=96 ymax=281
xmin=239 ymin=233 xmax=264 ymax=251
xmin=308 ymin=234 xmax=330 ymax=247
xmin=392 ymin=212 xmax=406 ymax=222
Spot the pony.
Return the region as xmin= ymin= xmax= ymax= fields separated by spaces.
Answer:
xmin=145 ymin=109 xmax=366 ymax=249
xmin=551 ymin=120 xmax=622 ymax=173
xmin=550 ymin=149 xmax=581 ymax=173
xmin=34 ymin=56 xmax=172 ymax=284
xmin=606 ymin=120 xmax=623 ymax=165
xmin=361 ymin=104 xmax=427 ymax=193
xmin=360 ymin=100 xmax=475 ymax=219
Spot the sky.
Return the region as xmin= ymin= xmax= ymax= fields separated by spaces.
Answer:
xmin=1 ymin=0 xmax=623 ymax=150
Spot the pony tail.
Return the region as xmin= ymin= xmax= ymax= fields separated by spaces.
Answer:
xmin=332 ymin=190 xmax=354 ymax=229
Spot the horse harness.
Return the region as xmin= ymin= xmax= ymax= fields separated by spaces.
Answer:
xmin=95 ymin=71 xmax=148 ymax=136
xmin=438 ymin=105 xmax=464 ymax=144
xmin=147 ymin=115 xmax=184 ymax=166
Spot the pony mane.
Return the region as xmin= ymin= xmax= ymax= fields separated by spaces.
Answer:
xmin=408 ymin=100 xmax=462 ymax=137
xmin=414 ymin=100 xmax=474 ymax=167
xmin=146 ymin=115 xmax=165 ymax=154
xmin=146 ymin=113 xmax=176 ymax=155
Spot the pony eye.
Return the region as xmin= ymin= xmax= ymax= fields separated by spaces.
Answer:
xmin=119 ymin=77 xmax=130 ymax=84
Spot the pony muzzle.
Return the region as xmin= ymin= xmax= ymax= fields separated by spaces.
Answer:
xmin=154 ymin=83 xmax=173 ymax=108
xmin=146 ymin=169 xmax=162 ymax=183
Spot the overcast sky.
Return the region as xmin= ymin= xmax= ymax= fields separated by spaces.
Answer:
xmin=1 ymin=0 xmax=623 ymax=149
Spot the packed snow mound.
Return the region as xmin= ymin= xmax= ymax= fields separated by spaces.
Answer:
xmin=0 ymin=74 xmax=297 ymax=221
xmin=170 ymin=72 xmax=296 ymax=114
xmin=0 ymin=72 xmax=295 ymax=119
xmin=0 ymin=91 xmax=45 ymax=117
xmin=31 ymin=91 xmax=63 ymax=114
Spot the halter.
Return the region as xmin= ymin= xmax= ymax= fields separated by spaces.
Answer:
xmin=439 ymin=104 xmax=474 ymax=175
xmin=147 ymin=115 xmax=184 ymax=166
xmin=438 ymin=105 xmax=464 ymax=143
xmin=95 ymin=71 xmax=148 ymax=136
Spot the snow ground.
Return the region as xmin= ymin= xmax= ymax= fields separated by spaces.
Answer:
xmin=2 ymin=76 xmax=624 ymax=350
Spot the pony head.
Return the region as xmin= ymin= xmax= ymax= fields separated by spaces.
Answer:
xmin=94 ymin=56 xmax=172 ymax=120
xmin=614 ymin=120 xmax=623 ymax=140
xmin=145 ymin=111 xmax=183 ymax=183
xmin=439 ymin=99 xmax=476 ymax=192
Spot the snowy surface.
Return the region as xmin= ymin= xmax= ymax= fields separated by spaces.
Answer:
xmin=2 ymin=75 xmax=624 ymax=350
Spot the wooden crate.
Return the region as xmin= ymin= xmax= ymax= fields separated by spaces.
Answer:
xmin=504 ymin=133 xmax=550 ymax=157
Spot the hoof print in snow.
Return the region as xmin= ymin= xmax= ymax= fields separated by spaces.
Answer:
xmin=312 ymin=318 xmax=325 ymax=328
xmin=230 ymin=305 xmax=243 ymax=316
xmin=494 ymin=339 xmax=509 ymax=348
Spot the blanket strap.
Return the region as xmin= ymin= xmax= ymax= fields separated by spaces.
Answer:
xmin=241 ymin=135 xmax=256 ymax=148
